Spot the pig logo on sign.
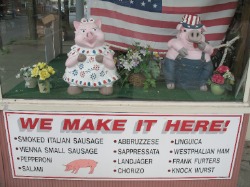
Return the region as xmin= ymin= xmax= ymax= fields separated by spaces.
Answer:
xmin=64 ymin=159 xmax=98 ymax=174
xmin=162 ymin=14 xmax=214 ymax=91
xmin=63 ymin=18 xmax=120 ymax=95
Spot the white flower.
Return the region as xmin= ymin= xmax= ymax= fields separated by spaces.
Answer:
xmin=131 ymin=59 xmax=140 ymax=67
xmin=122 ymin=60 xmax=134 ymax=71
xmin=132 ymin=51 xmax=141 ymax=59
xmin=223 ymin=71 xmax=235 ymax=81
xmin=16 ymin=66 xmax=33 ymax=79
xmin=140 ymin=49 xmax=147 ymax=56
xmin=23 ymin=72 xmax=29 ymax=77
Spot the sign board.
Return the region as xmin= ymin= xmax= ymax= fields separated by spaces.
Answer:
xmin=4 ymin=111 xmax=243 ymax=180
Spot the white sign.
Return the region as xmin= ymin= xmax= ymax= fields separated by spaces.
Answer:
xmin=4 ymin=111 xmax=243 ymax=180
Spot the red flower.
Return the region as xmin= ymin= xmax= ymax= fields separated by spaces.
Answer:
xmin=212 ymin=74 xmax=225 ymax=85
xmin=216 ymin=65 xmax=229 ymax=74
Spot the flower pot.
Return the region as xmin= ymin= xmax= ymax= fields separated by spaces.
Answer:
xmin=38 ymin=80 xmax=50 ymax=93
xmin=210 ymin=83 xmax=225 ymax=95
xmin=24 ymin=77 xmax=37 ymax=88
xmin=128 ymin=73 xmax=146 ymax=87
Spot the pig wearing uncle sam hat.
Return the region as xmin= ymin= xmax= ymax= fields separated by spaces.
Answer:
xmin=63 ymin=18 xmax=120 ymax=95
xmin=162 ymin=14 xmax=214 ymax=91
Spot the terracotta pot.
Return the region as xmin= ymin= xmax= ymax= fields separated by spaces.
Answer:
xmin=38 ymin=80 xmax=50 ymax=93
xmin=210 ymin=83 xmax=225 ymax=95
xmin=24 ymin=77 xmax=37 ymax=88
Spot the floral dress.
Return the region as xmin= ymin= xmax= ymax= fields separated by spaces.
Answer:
xmin=63 ymin=45 xmax=119 ymax=87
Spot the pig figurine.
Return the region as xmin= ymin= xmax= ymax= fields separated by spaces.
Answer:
xmin=64 ymin=159 xmax=98 ymax=174
xmin=63 ymin=18 xmax=120 ymax=95
xmin=162 ymin=14 xmax=214 ymax=91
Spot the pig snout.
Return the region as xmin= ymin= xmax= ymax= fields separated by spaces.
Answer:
xmin=188 ymin=30 xmax=202 ymax=43
xmin=86 ymin=31 xmax=96 ymax=42
xmin=86 ymin=32 xmax=94 ymax=40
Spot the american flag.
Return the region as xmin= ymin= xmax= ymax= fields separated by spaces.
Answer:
xmin=89 ymin=0 xmax=238 ymax=52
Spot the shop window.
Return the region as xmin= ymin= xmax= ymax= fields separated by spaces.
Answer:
xmin=0 ymin=0 xmax=249 ymax=102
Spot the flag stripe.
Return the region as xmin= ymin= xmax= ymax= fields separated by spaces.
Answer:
xmin=103 ymin=25 xmax=227 ymax=42
xmin=106 ymin=40 xmax=168 ymax=53
xmin=103 ymin=25 xmax=172 ymax=42
xmin=100 ymin=17 xmax=230 ymax=36
xmin=90 ymin=2 xmax=236 ymax=23
xmin=91 ymin=8 xmax=177 ymax=28
xmin=105 ymin=33 xmax=223 ymax=53
xmin=89 ymin=0 xmax=238 ymax=52
xmin=92 ymin=8 xmax=234 ymax=28
xmin=90 ymin=1 xmax=237 ymax=26
xmin=162 ymin=2 xmax=238 ymax=14
xmin=105 ymin=33 xmax=169 ymax=52
xmin=162 ymin=0 xmax=237 ymax=7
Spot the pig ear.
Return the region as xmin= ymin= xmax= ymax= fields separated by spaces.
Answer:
xmin=94 ymin=19 xmax=102 ymax=29
xmin=73 ymin=21 xmax=81 ymax=30
xmin=176 ymin=24 xmax=183 ymax=31
xmin=201 ymin=25 xmax=207 ymax=32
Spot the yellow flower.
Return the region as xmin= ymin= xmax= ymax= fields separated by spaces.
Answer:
xmin=153 ymin=52 xmax=160 ymax=58
xmin=47 ymin=66 xmax=55 ymax=75
xmin=31 ymin=67 xmax=39 ymax=77
xmin=37 ymin=62 xmax=47 ymax=69
xmin=39 ymin=69 xmax=50 ymax=80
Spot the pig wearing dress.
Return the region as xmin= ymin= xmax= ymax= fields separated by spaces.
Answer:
xmin=63 ymin=18 xmax=119 ymax=95
xmin=162 ymin=14 xmax=214 ymax=91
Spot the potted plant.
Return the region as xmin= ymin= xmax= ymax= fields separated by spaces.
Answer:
xmin=31 ymin=62 xmax=55 ymax=93
xmin=16 ymin=66 xmax=37 ymax=88
xmin=208 ymin=65 xmax=235 ymax=95
xmin=115 ymin=43 xmax=161 ymax=90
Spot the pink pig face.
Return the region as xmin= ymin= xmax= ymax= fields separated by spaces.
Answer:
xmin=177 ymin=24 xmax=207 ymax=44
xmin=74 ymin=18 xmax=105 ymax=49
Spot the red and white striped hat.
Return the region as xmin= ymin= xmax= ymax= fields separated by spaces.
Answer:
xmin=181 ymin=14 xmax=203 ymax=29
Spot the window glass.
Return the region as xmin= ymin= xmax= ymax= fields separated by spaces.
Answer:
xmin=0 ymin=0 xmax=249 ymax=102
